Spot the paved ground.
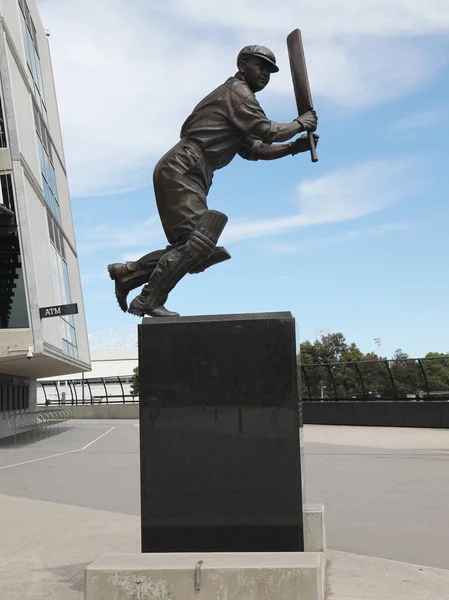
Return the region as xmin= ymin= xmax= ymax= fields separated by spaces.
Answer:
xmin=326 ymin=550 xmax=449 ymax=600
xmin=1 ymin=421 xmax=449 ymax=599
xmin=304 ymin=426 xmax=449 ymax=570
xmin=0 ymin=422 xmax=140 ymax=515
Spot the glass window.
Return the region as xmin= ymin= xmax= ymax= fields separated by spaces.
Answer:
xmin=37 ymin=140 xmax=45 ymax=172
xmin=54 ymin=225 xmax=60 ymax=254
xmin=26 ymin=34 xmax=35 ymax=74
xmin=20 ymin=1 xmax=46 ymax=111
xmin=51 ymin=194 xmax=58 ymax=218
xmin=21 ymin=18 xmax=31 ymax=66
xmin=43 ymin=149 xmax=49 ymax=182
xmin=47 ymin=211 xmax=54 ymax=243
xmin=25 ymin=9 xmax=32 ymax=33
xmin=36 ymin=134 xmax=60 ymax=222
xmin=50 ymin=163 xmax=57 ymax=194
xmin=48 ymin=215 xmax=78 ymax=359
xmin=37 ymin=61 xmax=44 ymax=97
xmin=33 ymin=99 xmax=60 ymax=223
xmin=41 ymin=103 xmax=48 ymax=126
xmin=42 ymin=177 xmax=48 ymax=200
xmin=31 ymin=24 xmax=38 ymax=51
xmin=33 ymin=104 xmax=40 ymax=135
xmin=62 ymin=262 xmax=71 ymax=301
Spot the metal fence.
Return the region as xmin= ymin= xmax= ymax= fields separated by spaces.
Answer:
xmin=300 ymin=356 xmax=449 ymax=401
xmin=38 ymin=356 xmax=449 ymax=405
xmin=39 ymin=376 xmax=136 ymax=405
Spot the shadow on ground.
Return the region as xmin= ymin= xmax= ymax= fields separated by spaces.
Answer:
xmin=34 ymin=561 xmax=88 ymax=593
xmin=0 ymin=426 xmax=75 ymax=448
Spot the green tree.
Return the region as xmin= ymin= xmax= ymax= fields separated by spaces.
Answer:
xmin=130 ymin=366 xmax=139 ymax=398
xmin=297 ymin=333 xmax=428 ymax=400
xmin=388 ymin=349 xmax=423 ymax=398
xmin=299 ymin=333 xmax=365 ymax=365
xmin=299 ymin=333 xmax=365 ymax=399
xmin=422 ymin=352 xmax=449 ymax=394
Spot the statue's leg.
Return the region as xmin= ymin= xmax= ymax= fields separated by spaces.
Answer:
xmin=123 ymin=246 xmax=230 ymax=313
xmin=128 ymin=210 xmax=228 ymax=318
xmin=188 ymin=245 xmax=231 ymax=274
xmin=107 ymin=248 xmax=171 ymax=312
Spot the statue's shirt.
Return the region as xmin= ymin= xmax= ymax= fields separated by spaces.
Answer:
xmin=180 ymin=76 xmax=279 ymax=169
xmin=154 ymin=76 xmax=280 ymax=244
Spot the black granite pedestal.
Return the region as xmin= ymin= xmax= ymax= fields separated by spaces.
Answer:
xmin=138 ymin=312 xmax=304 ymax=553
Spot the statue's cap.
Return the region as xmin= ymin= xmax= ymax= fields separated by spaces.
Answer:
xmin=237 ymin=45 xmax=279 ymax=73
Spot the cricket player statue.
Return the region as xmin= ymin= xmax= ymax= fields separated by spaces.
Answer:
xmin=108 ymin=43 xmax=318 ymax=317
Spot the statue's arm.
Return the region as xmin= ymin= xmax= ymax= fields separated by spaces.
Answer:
xmin=256 ymin=142 xmax=294 ymax=160
xmin=239 ymin=134 xmax=319 ymax=161
xmin=270 ymin=121 xmax=303 ymax=143
xmin=268 ymin=110 xmax=319 ymax=143
xmin=230 ymin=90 xmax=318 ymax=145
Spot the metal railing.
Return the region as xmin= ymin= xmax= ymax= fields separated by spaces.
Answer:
xmin=39 ymin=376 xmax=136 ymax=405
xmin=38 ymin=357 xmax=449 ymax=405
xmin=300 ymin=356 xmax=449 ymax=401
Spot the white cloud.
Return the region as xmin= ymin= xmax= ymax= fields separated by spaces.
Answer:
xmin=38 ymin=0 xmax=235 ymax=197
xmin=223 ymin=159 xmax=414 ymax=242
xmin=162 ymin=0 xmax=449 ymax=37
xmin=77 ymin=215 xmax=164 ymax=253
xmin=37 ymin=0 xmax=449 ymax=196
xmin=77 ymin=158 xmax=414 ymax=251
xmin=264 ymin=221 xmax=412 ymax=255
xmin=392 ymin=109 xmax=443 ymax=131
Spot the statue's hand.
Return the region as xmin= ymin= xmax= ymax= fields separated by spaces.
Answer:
xmin=289 ymin=133 xmax=319 ymax=155
xmin=295 ymin=110 xmax=318 ymax=132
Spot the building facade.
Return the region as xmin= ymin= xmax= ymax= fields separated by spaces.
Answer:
xmin=0 ymin=0 xmax=90 ymax=437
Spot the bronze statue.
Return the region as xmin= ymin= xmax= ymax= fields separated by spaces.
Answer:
xmin=108 ymin=45 xmax=318 ymax=317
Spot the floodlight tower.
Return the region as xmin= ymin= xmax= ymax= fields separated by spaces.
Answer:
xmin=314 ymin=328 xmax=330 ymax=339
xmin=374 ymin=338 xmax=383 ymax=356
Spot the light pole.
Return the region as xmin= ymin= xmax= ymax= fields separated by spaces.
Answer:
xmin=374 ymin=338 xmax=383 ymax=355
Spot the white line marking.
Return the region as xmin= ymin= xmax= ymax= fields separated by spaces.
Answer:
xmin=81 ymin=427 xmax=115 ymax=449
xmin=69 ymin=419 xmax=116 ymax=429
xmin=0 ymin=427 xmax=115 ymax=470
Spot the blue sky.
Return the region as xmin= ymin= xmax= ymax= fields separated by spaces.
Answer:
xmin=38 ymin=0 xmax=449 ymax=358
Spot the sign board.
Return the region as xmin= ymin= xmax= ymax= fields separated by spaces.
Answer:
xmin=39 ymin=303 xmax=78 ymax=319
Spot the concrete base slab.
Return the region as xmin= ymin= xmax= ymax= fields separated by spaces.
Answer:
xmin=85 ymin=551 xmax=327 ymax=600
xmin=84 ymin=504 xmax=327 ymax=600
